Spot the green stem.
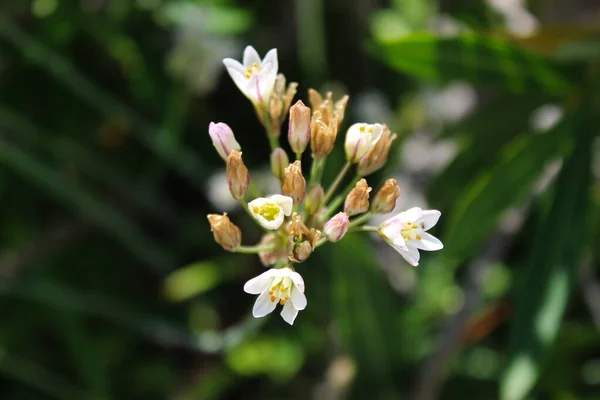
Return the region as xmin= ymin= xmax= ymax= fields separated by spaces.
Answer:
xmin=308 ymin=157 xmax=323 ymax=188
xmin=348 ymin=225 xmax=379 ymax=233
xmin=247 ymin=181 xmax=261 ymax=199
xmin=322 ymin=175 xmax=361 ymax=219
xmin=348 ymin=211 xmax=374 ymax=230
xmin=236 ymin=244 xmax=278 ymax=254
xmin=295 ymin=152 xmax=302 ymax=161
xmin=323 ymin=161 xmax=352 ymax=205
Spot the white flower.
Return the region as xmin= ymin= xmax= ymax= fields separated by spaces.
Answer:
xmin=222 ymin=45 xmax=278 ymax=106
xmin=209 ymin=122 xmax=241 ymax=161
xmin=344 ymin=123 xmax=383 ymax=163
xmin=248 ymin=194 xmax=293 ymax=230
xmin=378 ymin=207 xmax=443 ymax=266
xmin=243 ymin=267 xmax=307 ymax=325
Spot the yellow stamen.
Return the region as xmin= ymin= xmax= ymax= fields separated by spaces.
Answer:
xmin=270 ymin=295 xmax=276 ymax=302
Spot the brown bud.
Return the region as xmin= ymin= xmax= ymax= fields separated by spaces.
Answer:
xmin=285 ymin=213 xmax=321 ymax=263
xmin=257 ymin=233 xmax=288 ymax=266
xmin=310 ymin=113 xmax=339 ymax=159
xmin=344 ymin=179 xmax=372 ymax=216
xmin=282 ymin=160 xmax=306 ymax=205
xmin=308 ymin=88 xmax=324 ymax=111
xmin=371 ymin=178 xmax=401 ymax=214
xmin=358 ymin=125 xmax=398 ymax=176
xmin=226 ymin=150 xmax=249 ymax=200
xmin=334 ymin=95 xmax=350 ymax=126
xmin=304 ymin=184 xmax=324 ymax=215
xmin=288 ymin=100 xmax=311 ymax=154
xmin=207 ymin=213 xmax=241 ymax=252
xmin=307 ymin=88 xmax=349 ymax=128
xmin=269 ymin=74 xmax=298 ymax=135
xmin=270 ymin=147 xmax=289 ymax=181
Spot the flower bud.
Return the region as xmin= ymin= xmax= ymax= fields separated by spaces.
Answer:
xmin=324 ymin=212 xmax=350 ymax=242
xmin=257 ymin=233 xmax=288 ymax=266
xmin=226 ymin=150 xmax=250 ymax=200
xmin=371 ymin=178 xmax=401 ymax=214
xmin=304 ymin=184 xmax=324 ymax=215
xmin=282 ymin=160 xmax=306 ymax=205
xmin=207 ymin=213 xmax=241 ymax=252
xmin=270 ymin=147 xmax=289 ymax=181
xmin=310 ymin=113 xmax=338 ymax=159
xmin=288 ymin=100 xmax=311 ymax=154
xmin=209 ymin=122 xmax=241 ymax=161
xmin=344 ymin=179 xmax=372 ymax=216
xmin=291 ymin=240 xmax=313 ymax=262
xmin=358 ymin=125 xmax=397 ymax=176
xmin=345 ymin=123 xmax=383 ymax=163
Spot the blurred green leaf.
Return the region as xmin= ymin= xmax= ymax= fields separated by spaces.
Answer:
xmin=443 ymin=113 xmax=579 ymax=263
xmin=372 ymin=33 xmax=572 ymax=93
xmin=226 ymin=336 xmax=304 ymax=381
xmin=0 ymin=140 xmax=172 ymax=271
xmin=500 ymin=124 xmax=593 ymax=400
xmin=430 ymin=94 xmax=549 ymax=210
xmin=164 ymin=261 xmax=222 ymax=302
xmin=330 ymin=235 xmax=399 ymax=397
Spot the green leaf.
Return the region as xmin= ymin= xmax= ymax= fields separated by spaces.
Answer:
xmin=500 ymin=126 xmax=593 ymax=400
xmin=430 ymin=94 xmax=549 ymax=210
xmin=442 ymin=114 xmax=578 ymax=263
xmin=372 ymin=33 xmax=572 ymax=93
xmin=164 ymin=261 xmax=222 ymax=302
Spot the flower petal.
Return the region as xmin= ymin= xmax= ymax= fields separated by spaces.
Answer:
xmin=287 ymin=269 xmax=305 ymax=292
xmin=399 ymin=245 xmax=420 ymax=266
xmin=262 ymin=48 xmax=278 ymax=74
xmin=243 ymin=276 xmax=270 ymax=294
xmin=270 ymin=194 xmax=293 ymax=216
xmin=252 ymin=289 xmax=277 ymax=318
xmin=280 ymin=301 xmax=299 ymax=325
xmin=222 ymin=58 xmax=245 ymax=74
xmin=412 ymin=232 xmax=444 ymax=251
xmin=290 ymin=285 xmax=307 ymax=310
xmin=243 ymin=46 xmax=261 ymax=67
xmin=396 ymin=207 xmax=423 ymax=223
xmin=417 ymin=209 xmax=441 ymax=230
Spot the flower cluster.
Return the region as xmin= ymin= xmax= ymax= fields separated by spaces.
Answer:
xmin=207 ymin=46 xmax=443 ymax=325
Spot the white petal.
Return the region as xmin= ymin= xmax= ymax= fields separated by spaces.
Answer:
xmin=223 ymin=64 xmax=250 ymax=97
xmin=290 ymin=285 xmax=307 ymax=310
xmin=243 ymin=276 xmax=271 ymax=294
xmin=417 ymin=209 xmax=442 ymax=230
xmin=222 ymin=58 xmax=245 ymax=74
xmin=412 ymin=232 xmax=444 ymax=251
xmin=379 ymin=218 xmax=403 ymax=240
xmin=399 ymin=246 xmax=420 ymax=266
xmin=257 ymin=210 xmax=285 ymax=230
xmin=368 ymin=124 xmax=383 ymax=148
xmin=252 ymin=289 xmax=277 ymax=318
xmin=397 ymin=207 xmax=423 ymax=223
xmin=280 ymin=301 xmax=299 ymax=325
xmin=391 ymin=236 xmax=408 ymax=251
xmin=258 ymin=63 xmax=277 ymax=101
xmin=243 ymin=46 xmax=262 ymax=67
xmin=286 ymin=270 xmax=305 ymax=292
xmin=269 ymin=194 xmax=293 ymax=216
xmin=262 ymin=48 xmax=278 ymax=74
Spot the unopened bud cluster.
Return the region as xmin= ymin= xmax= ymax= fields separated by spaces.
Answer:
xmin=205 ymin=46 xmax=444 ymax=326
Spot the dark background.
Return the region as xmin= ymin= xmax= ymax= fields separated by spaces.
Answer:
xmin=1 ymin=0 xmax=600 ymax=399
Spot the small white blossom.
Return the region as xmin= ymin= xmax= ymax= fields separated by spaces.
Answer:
xmin=243 ymin=267 xmax=307 ymax=325
xmin=248 ymin=194 xmax=293 ymax=230
xmin=209 ymin=122 xmax=241 ymax=161
xmin=344 ymin=123 xmax=383 ymax=163
xmin=222 ymin=45 xmax=278 ymax=106
xmin=378 ymin=207 xmax=443 ymax=266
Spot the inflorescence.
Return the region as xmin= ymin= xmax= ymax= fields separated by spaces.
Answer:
xmin=207 ymin=46 xmax=444 ymax=325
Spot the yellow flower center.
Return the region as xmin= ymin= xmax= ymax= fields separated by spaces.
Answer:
xmin=401 ymin=221 xmax=422 ymax=241
xmin=253 ymin=203 xmax=280 ymax=222
xmin=358 ymin=124 xmax=374 ymax=134
xmin=244 ymin=62 xmax=263 ymax=79
xmin=268 ymin=278 xmax=292 ymax=305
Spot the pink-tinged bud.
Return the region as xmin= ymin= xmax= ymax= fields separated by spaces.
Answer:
xmin=207 ymin=213 xmax=241 ymax=251
xmin=371 ymin=178 xmax=401 ymax=214
xmin=209 ymin=122 xmax=241 ymax=161
xmin=270 ymin=147 xmax=289 ymax=181
xmin=304 ymin=184 xmax=324 ymax=215
xmin=226 ymin=150 xmax=250 ymax=200
xmin=344 ymin=179 xmax=372 ymax=216
xmin=324 ymin=212 xmax=350 ymax=242
xmin=288 ymin=100 xmax=311 ymax=154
